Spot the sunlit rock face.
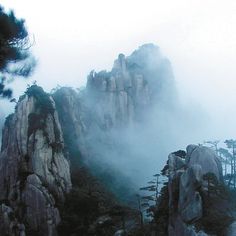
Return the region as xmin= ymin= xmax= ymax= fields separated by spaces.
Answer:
xmin=53 ymin=87 xmax=90 ymax=167
xmin=0 ymin=86 xmax=71 ymax=236
xmin=168 ymin=145 xmax=225 ymax=236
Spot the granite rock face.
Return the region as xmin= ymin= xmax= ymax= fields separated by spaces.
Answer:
xmin=0 ymin=87 xmax=71 ymax=236
xmin=168 ymin=145 xmax=224 ymax=236
xmin=52 ymin=44 xmax=177 ymax=199
xmin=186 ymin=145 xmax=223 ymax=180
xmin=0 ymin=44 xmax=177 ymax=234
xmin=53 ymin=43 xmax=176 ymax=167
xmin=53 ymin=87 xmax=88 ymax=163
xmin=85 ymin=44 xmax=175 ymax=129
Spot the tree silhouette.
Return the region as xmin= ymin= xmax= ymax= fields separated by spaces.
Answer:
xmin=203 ymin=172 xmax=218 ymax=198
xmin=218 ymin=148 xmax=232 ymax=177
xmin=139 ymin=174 xmax=161 ymax=212
xmin=224 ymin=139 xmax=236 ymax=188
xmin=0 ymin=5 xmax=35 ymax=99
xmin=204 ymin=140 xmax=220 ymax=155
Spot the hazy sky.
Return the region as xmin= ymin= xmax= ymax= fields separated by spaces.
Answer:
xmin=1 ymin=0 xmax=236 ymax=140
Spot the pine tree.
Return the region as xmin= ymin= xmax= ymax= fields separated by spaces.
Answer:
xmin=0 ymin=5 xmax=35 ymax=98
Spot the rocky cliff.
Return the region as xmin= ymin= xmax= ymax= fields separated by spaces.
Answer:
xmin=0 ymin=110 xmax=4 ymax=145
xmin=167 ymin=145 xmax=235 ymax=236
xmin=85 ymin=43 xmax=176 ymax=128
xmin=52 ymin=44 xmax=177 ymax=197
xmin=0 ymin=86 xmax=71 ymax=236
xmin=0 ymin=44 xmax=179 ymax=235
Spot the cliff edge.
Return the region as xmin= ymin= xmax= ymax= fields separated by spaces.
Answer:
xmin=0 ymin=86 xmax=71 ymax=236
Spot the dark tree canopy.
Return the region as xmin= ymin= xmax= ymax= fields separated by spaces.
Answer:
xmin=0 ymin=5 xmax=35 ymax=98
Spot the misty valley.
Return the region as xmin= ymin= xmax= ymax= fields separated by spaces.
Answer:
xmin=1 ymin=3 xmax=236 ymax=236
xmin=1 ymin=44 xmax=236 ymax=236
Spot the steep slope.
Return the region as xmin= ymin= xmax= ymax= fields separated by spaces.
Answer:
xmin=167 ymin=145 xmax=235 ymax=236
xmin=0 ymin=111 xmax=4 ymax=147
xmin=53 ymin=87 xmax=136 ymax=203
xmin=53 ymin=44 xmax=178 ymax=198
xmin=0 ymin=43 xmax=180 ymax=235
xmin=85 ymin=43 xmax=176 ymax=128
xmin=0 ymin=86 xmax=71 ymax=236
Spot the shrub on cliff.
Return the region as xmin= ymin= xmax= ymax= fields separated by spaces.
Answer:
xmin=196 ymin=172 xmax=235 ymax=234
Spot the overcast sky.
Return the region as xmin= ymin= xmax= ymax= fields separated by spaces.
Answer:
xmin=1 ymin=0 xmax=236 ymax=141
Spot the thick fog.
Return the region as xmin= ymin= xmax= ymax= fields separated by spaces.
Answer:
xmin=76 ymin=44 xmax=207 ymax=190
xmin=1 ymin=1 xmax=236 ymax=186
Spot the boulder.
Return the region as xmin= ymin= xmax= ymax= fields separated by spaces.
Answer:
xmin=179 ymin=165 xmax=203 ymax=223
xmin=186 ymin=145 xmax=223 ymax=180
xmin=168 ymin=145 xmax=225 ymax=236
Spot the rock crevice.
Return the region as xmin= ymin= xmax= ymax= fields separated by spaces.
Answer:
xmin=0 ymin=87 xmax=71 ymax=236
xmin=168 ymin=145 xmax=233 ymax=236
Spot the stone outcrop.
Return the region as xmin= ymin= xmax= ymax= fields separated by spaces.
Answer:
xmin=53 ymin=87 xmax=88 ymax=163
xmin=85 ymin=44 xmax=175 ymax=129
xmin=0 ymin=44 xmax=178 ymax=235
xmin=0 ymin=86 xmax=71 ymax=236
xmin=168 ymin=145 xmax=230 ymax=236
xmin=52 ymin=44 xmax=176 ymax=200
xmin=186 ymin=145 xmax=223 ymax=180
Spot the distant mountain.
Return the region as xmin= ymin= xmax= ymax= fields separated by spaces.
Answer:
xmin=53 ymin=43 xmax=178 ymax=198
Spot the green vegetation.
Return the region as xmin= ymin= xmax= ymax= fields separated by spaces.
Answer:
xmin=204 ymin=139 xmax=236 ymax=188
xmin=4 ymin=113 xmax=14 ymax=127
xmin=58 ymin=167 xmax=137 ymax=236
xmin=25 ymin=85 xmax=54 ymax=115
xmin=58 ymin=188 xmax=100 ymax=235
xmin=0 ymin=5 xmax=35 ymax=99
xmin=27 ymin=112 xmax=46 ymax=137
xmin=196 ymin=172 xmax=235 ymax=235
xmin=25 ymin=85 xmax=62 ymax=151
xmin=52 ymin=88 xmax=84 ymax=166
xmin=154 ymin=183 xmax=169 ymax=235
xmin=53 ymin=88 xmax=136 ymax=203
xmin=26 ymin=85 xmax=54 ymax=140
